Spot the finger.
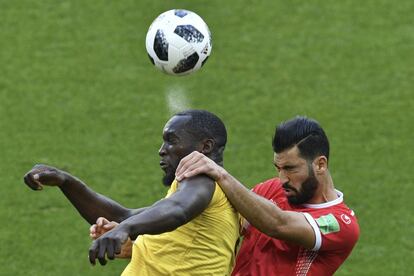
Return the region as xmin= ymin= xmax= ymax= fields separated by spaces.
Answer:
xmin=176 ymin=152 xmax=201 ymax=176
xmin=98 ymin=255 xmax=107 ymax=265
xmin=176 ymin=159 xmax=206 ymax=181
xmin=90 ymin=224 xmax=97 ymax=234
xmin=97 ymin=240 xmax=108 ymax=265
xmin=23 ymin=173 xmax=38 ymax=190
xmin=34 ymin=171 xmax=59 ymax=185
xmin=91 ymin=231 xmax=103 ymax=240
xmin=23 ymin=173 xmax=43 ymax=191
xmin=96 ymin=217 xmax=109 ymax=227
xmin=89 ymin=242 xmax=98 ymax=265
xmin=114 ymin=239 xmax=122 ymax=255
xmin=181 ymin=167 xmax=206 ymax=181
xmin=103 ymin=221 xmax=118 ymax=230
xmin=176 ymin=151 xmax=198 ymax=174
xmin=90 ymin=225 xmax=97 ymax=239
xmin=106 ymin=239 xmax=115 ymax=260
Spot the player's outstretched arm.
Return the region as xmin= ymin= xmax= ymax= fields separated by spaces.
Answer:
xmin=88 ymin=174 xmax=215 ymax=266
xmin=176 ymin=152 xmax=316 ymax=249
xmin=23 ymin=164 xmax=146 ymax=224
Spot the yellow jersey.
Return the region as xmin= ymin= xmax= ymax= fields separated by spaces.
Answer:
xmin=121 ymin=180 xmax=240 ymax=276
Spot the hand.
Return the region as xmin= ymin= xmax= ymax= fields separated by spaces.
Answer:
xmin=23 ymin=164 xmax=67 ymax=190
xmin=90 ymin=217 xmax=119 ymax=240
xmin=88 ymin=225 xmax=130 ymax=266
xmin=175 ymin=151 xmax=225 ymax=182
xmin=90 ymin=218 xmax=133 ymax=259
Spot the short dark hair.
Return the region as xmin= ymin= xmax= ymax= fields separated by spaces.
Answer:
xmin=272 ymin=116 xmax=330 ymax=161
xmin=175 ymin=109 xmax=227 ymax=152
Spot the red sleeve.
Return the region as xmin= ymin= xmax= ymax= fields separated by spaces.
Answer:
xmin=310 ymin=210 xmax=360 ymax=252
xmin=251 ymin=181 xmax=267 ymax=194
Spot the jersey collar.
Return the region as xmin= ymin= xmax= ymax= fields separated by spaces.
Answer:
xmin=301 ymin=189 xmax=343 ymax=209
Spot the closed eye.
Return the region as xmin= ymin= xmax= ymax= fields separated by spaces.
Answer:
xmin=274 ymin=164 xmax=297 ymax=172
xmin=165 ymin=133 xmax=179 ymax=144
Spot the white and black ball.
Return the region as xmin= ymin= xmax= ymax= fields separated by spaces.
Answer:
xmin=145 ymin=9 xmax=212 ymax=76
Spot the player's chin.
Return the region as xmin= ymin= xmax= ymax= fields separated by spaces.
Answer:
xmin=162 ymin=171 xmax=175 ymax=186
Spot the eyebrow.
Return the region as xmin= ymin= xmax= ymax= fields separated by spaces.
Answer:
xmin=273 ymin=163 xmax=297 ymax=170
xmin=163 ymin=130 xmax=179 ymax=139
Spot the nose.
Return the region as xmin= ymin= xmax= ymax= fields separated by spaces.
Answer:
xmin=159 ymin=143 xmax=167 ymax=156
xmin=278 ymin=170 xmax=289 ymax=184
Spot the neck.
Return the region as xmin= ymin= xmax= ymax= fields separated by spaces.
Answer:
xmin=208 ymin=152 xmax=223 ymax=166
xmin=309 ymin=172 xmax=337 ymax=204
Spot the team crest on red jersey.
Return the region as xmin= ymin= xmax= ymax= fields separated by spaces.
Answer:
xmin=341 ymin=214 xmax=351 ymax=224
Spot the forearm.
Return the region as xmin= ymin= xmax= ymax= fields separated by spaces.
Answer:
xmin=175 ymin=152 xmax=314 ymax=246
xmin=111 ymin=176 xmax=214 ymax=240
xmin=217 ymin=172 xmax=316 ymax=248
xmin=87 ymin=176 xmax=215 ymax=265
xmin=118 ymin=200 xmax=188 ymax=240
xmin=59 ymin=174 xmax=132 ymax=224
xmin=218 ymin=172 xmax=286 ymax=236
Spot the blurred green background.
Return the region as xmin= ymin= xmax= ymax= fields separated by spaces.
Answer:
xmin=1 ymin=0 xmax=413 ymax=275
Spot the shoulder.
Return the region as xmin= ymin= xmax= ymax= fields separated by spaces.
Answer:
xmin=306 ymin=203 xmax=359 ymax=252
xmin=252 ymin=177 xmax=283 ymax=196
xmin=178 ymin=175 xmax=215 ymax=188
xmin=164 ymin=176 xmax=217 ymax=217
xmin=175 ymin=175 xmax=216 ymax=197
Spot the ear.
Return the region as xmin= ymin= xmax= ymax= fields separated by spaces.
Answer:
xmin=200 ymin=138 xmax=215 ymax=155
xmin=313 ymin=156 xmax=328 ymax=174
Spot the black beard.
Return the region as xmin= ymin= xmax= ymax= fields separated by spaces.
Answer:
xmin=162 ymin=170 xmax=176 ymax=186
xmin=284 ymin=170 xmax=319 ymax=205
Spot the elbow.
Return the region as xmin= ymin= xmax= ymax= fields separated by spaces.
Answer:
xmin=260 ymin=224 xmax=283 ymax=238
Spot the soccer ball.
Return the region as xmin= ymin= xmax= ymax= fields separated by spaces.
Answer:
xmin=145 ymin=9 xmax=212 ymax=76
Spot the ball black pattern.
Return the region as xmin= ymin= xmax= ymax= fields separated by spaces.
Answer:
xmin=153 ymin=29 xmax=169 ymax=61
xmin=174 ymin=25 xmax=204 ymax=43
xmin=173 ymin=52 xmax=199 ymax=73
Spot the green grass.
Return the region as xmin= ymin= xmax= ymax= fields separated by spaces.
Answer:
xmin=1 ymin=0 xmax=413 ymax=275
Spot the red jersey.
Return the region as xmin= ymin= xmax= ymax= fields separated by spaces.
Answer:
xmin=232 ymin=178 xmax=359 ymax=276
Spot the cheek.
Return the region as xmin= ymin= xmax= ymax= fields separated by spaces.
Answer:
xmin=176 ymin=146 xmax=195 ymax=159
xmin=170 ymin=153 xmax=180 ymax=164
xmin=173 ymin=151 xmax=187 ymax=161
xmin=169 ymin=145 xmax=184 ymax=156
xmin=290 ymin=172 xmax=308 ymax=186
